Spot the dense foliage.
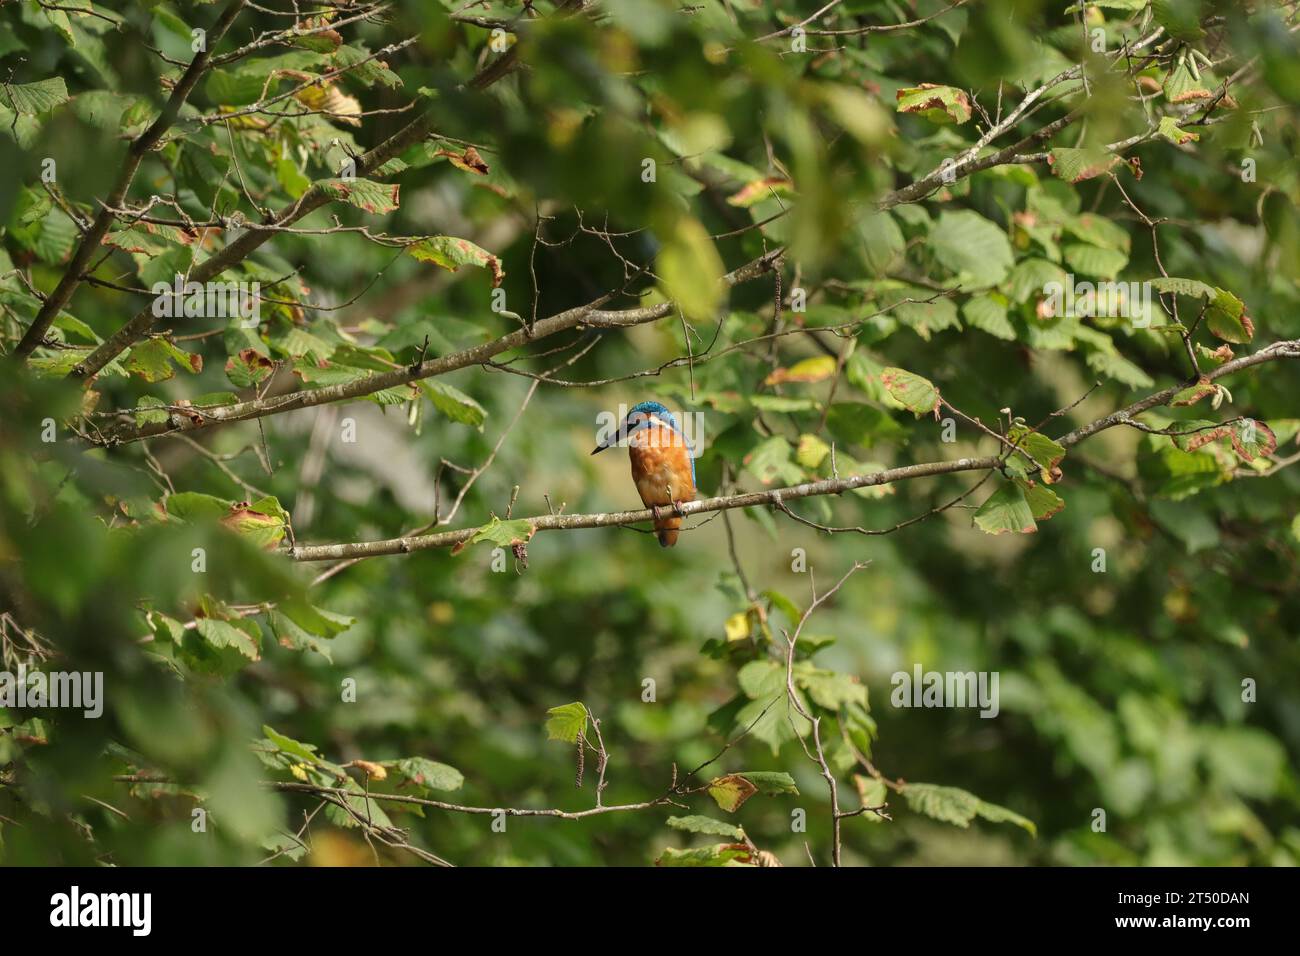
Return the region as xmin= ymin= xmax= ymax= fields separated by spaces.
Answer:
xmin=1 ymin=0 xmax=1299 ymax=867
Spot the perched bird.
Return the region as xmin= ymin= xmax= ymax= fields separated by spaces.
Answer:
xmin=591 ymin=401 xmax=697 ymax=547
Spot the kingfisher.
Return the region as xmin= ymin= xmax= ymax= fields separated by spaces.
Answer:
xmin=591 ymin=401 xmax=697 ymax=547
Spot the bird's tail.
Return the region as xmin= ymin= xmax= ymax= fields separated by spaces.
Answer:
xmin=655 ymin=514 xmax=682 ymax=548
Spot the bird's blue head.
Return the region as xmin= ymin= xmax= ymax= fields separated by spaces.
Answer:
xmin=591 ymin=401 xmax=683 ymax=452
xmin=627 ymin=400 xmax=679 ymax=433
xmin=591 ymin=400 xmax=696 ymax=486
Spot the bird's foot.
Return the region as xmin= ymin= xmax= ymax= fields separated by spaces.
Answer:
xmin=671 ymin=500 xmax=686 ymax=517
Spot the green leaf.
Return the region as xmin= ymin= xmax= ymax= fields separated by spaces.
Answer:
xmin=974 ymin=483 xmax=1037 ymax=535
xmin=262 ymin=725 xmax=325 ymax=764
xmin=1149 ymin=276 xmax=1214 ymax=298
xmin=1152 ymin=0 xmax=1206 ymax=41
xmin=737 ymin=659 xmax=784 ymax=698
xmin=318 ymin=177 xmax=400 ymax=214
xmin=902 ymin=782 xmax=1036 ymax=836
xmin=279 ymin=601 xmax=354 ymax=638
xmin=743 ymin=436 xmax=803 ymax=486
xmin=1007 ymin=424 xmax=1066 ymax=474
xmin=738 ymin=771 xmax=799 ymax=796
xmin=333 ymin=44 xmax=403 ymax=88
xmin=930 ymin=211 xmax=1014 ymax=289
xmin=800 ymin=667 xmax=868 ymax=711
xmin=825 ymin=402 xmax=906 ymax=448
xmin=225 ymin=347 xmax=275 ymax=388
xmin=17 ymin=189 xmax=52 ymax=225
xmin=2 ymin=78 xmax=69 ymax=115
xmin=1049 ymin=147 xmax=1120 ymax=183
xmin=1086 ymin=348 xmax=1155 ymax=389
xmin=195 ymin=618 xmax=260 ymax=662
xmin=896 ymin=84 xmax=972 ymax=124
xmin=666 ymin=815 xmax=744 ymax=839
xmin=1204 ymin=288 xmax=1253 ymax=344
xmin=962 ymin=293 xmax=1015 ymax=340
xmin=544 ymin=702 xmax=588 ymax=743
xmin=267 ymin=610 xmax=334 ymax=661
xmin=750 ymin=395 xmax=818 ymax=413
xmin=656 ymin=216 xmax=725 ymax=320
xmin=1140 ymin=441 xmax=1230 ymax=499
xmin=406 ymin=236 xmax=505 ymax=288
xmin=326 ymin=780 xmax=394 ymax=831
xmin=134 ymin=396 xmax=168 ymax=426
xmin=420 ymin=380 xmax=487 ymax=428
xmin=894 ymin=297 xmax=961 ymax=340
xmin=706 ymin=770 xmax=797 ymax=812
xmin=165 ymin=492 xmax=233 ymax=522
xmin=1157 ymin=115 xmax=1199 ymax=145
xmin=1003 ymin=258 xmax=1068 ymax=304
xmin=764 ymin=593 xmax=804 ymax=637
xmin=456 ymin=516 xmax=535 ymax=554
xmin=655 ymin=843 xmax=754 ymax=866
xmin=857 ymin=210 xmax=905 ymax=275
xmin=1063 ymin=243 xmax=1128 ymax=280
xmin=383 ymin=757 xmax=464 ymax=793
xmin=124 ymin=338 xmax=202 ymax=382
xmin=1020 ymin=479 xmax=1064 ymax=522
xmin=222 ymin=503 xmax=286 ymax=549
xmin=880 ymin=367 xmax=941 ymax=417
xmin=1061 ymin=213 xmax=1131 ymax=254
xmin=1202 ymin=728 xmax=1284 ymax=799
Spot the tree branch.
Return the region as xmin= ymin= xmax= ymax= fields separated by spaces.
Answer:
xmin=286 ymin=455 xmax=1002 ymax=561
xmin=91 ymin=248 xmax=785 ymax=444
xmin=284 ymin=336 xmax=1300 ymax=563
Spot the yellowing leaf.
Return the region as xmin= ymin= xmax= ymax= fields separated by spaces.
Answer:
xmin=724 ymin=611 xmax=751 ymax=642
xmin=1205 ymin=288 xmax=1253 ymax=344
xmin=707 ymin=773 xmax=759 ymax=813
xmin=346 ymin=759 xmax=388 ymax=780
xmin=896 ymin=83 xmax=971 ymax=124
xmin=1157 ymin=116 xmax=1199 ymax=145
xmin=430 ymin=145 xmax=490 ymax=175
xmin=796 ymin=433 xmax=830 ymax=469
xmin=406 ymin=236 xmax=504 ymax=288
xmin=765 ymin=355 xmax=836 ymax=385
xmin=727 ymin=177 xmax=794 ymax=207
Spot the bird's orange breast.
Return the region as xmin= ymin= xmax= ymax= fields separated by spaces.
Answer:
xmin=629 ymin=424 xmax=695 ymax=506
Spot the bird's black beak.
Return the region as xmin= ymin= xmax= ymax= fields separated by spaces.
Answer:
xmin=591 ymin=424 xmax=627 ymax=455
